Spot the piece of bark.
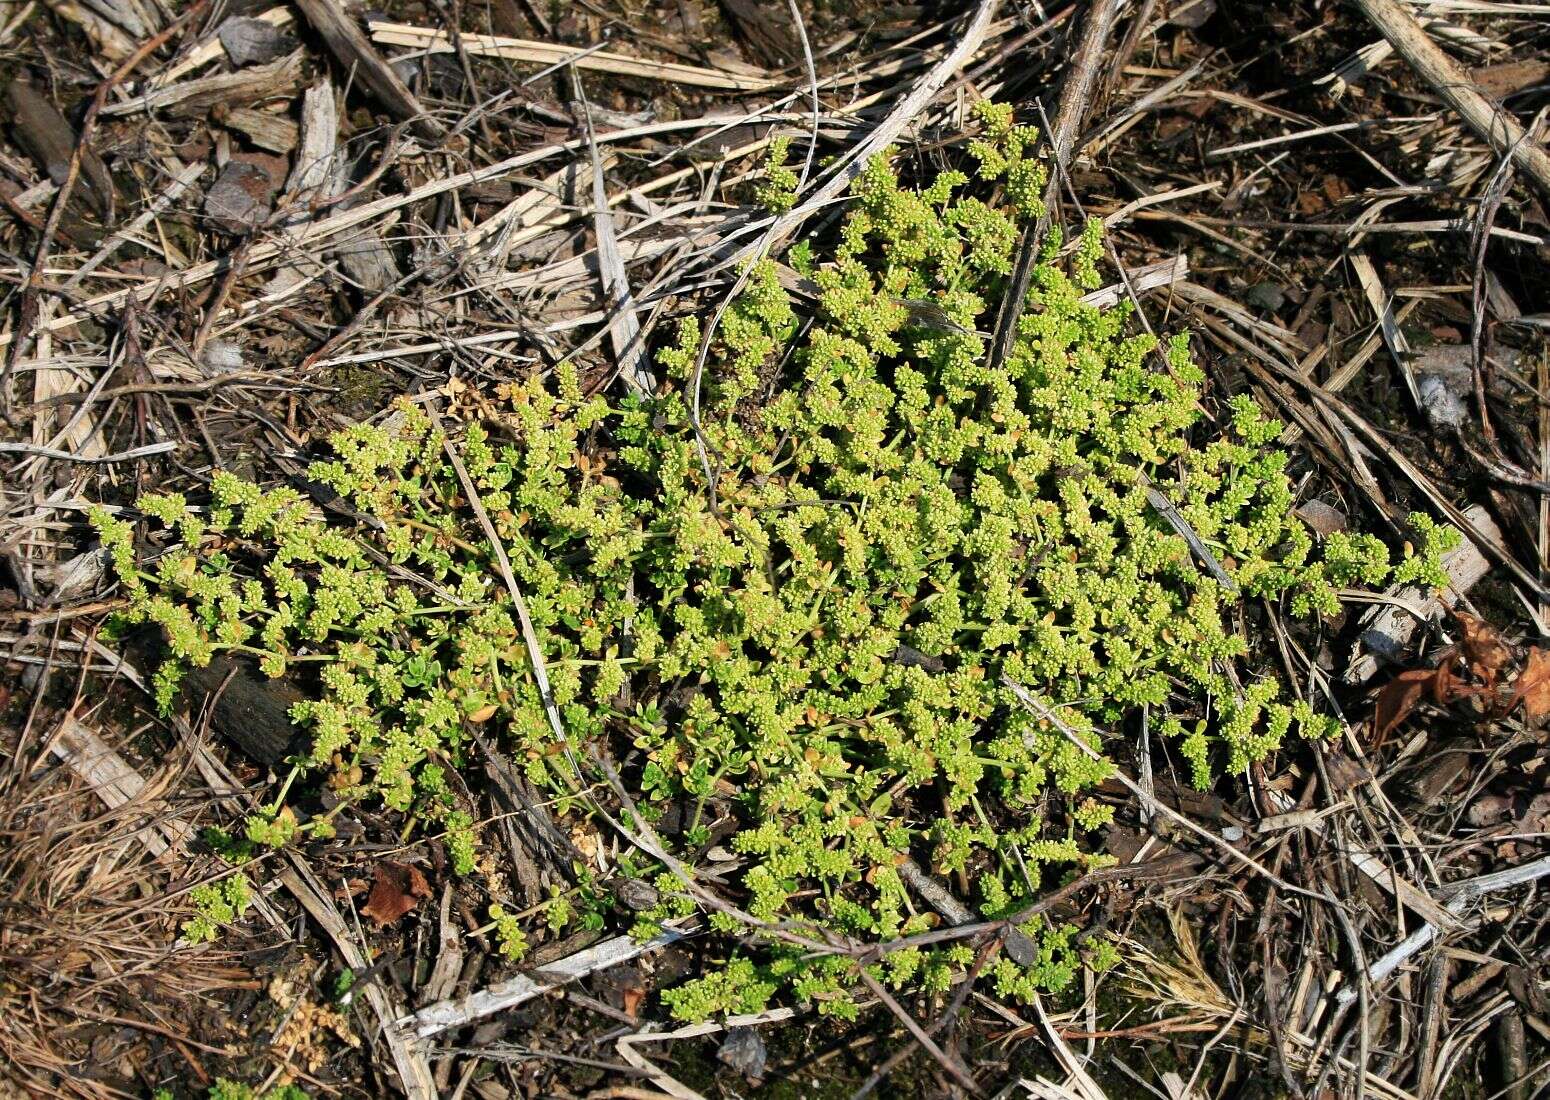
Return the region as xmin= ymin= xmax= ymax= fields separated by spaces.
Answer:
xmin=420 ymin=885 xmax=464 ymax=1005
xmin=5 ymin=79 xmax=115 ymax=218
xmin=291 ymin=0 xmax=444 ymax=141
xmin=214 ymin=105 xmax=299 ymax=153
xmin=180 ymin=655 xmax=305 ymax=765
xmin=218 ymin=14 xmax=296 ymax=65
xmin=286 ymin=79 xmax=342 ymax=200
xmin=101 ymin=51 xmax=305 ymax=118
xmin=398 ymin=922 xmax=694 ymax=1040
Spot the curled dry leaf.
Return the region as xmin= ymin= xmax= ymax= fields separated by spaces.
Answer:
xmin=1456 ymin=612 xmax=1511 ymax=685
xmin=1372 ymin=662 xmax=1453 ymax=743
xmin=1512 ymin=647 xmax=1550 ymax=720
xmin=1372 ymin=613 xmax=1526 ymax=741
xmin=361 ymin=861 xmax=432 ymax=928
xmin=1369 ymin=648 xmax=1490 ymax=744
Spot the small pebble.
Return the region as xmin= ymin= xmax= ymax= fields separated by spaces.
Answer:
xmin=217 ymin=17 xmax=296 ymax=66
xmin=613 ymin=877 xmax=660 ymax=911
xmin=1244 ymin=282 xmax=1286 ymax=313
xmin=718 ymin=1027 xmax=767 ymax=1079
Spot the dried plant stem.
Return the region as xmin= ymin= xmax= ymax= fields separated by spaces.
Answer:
xmin=1352 ymin=0 xmax=1550 ymax=199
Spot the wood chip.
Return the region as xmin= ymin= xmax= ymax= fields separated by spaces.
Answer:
xmin=5 ymin=78 xmax=114 ymax=217
xmin=101 ymin=50 xmax=305 ymax=118
xmin=216 ymin=105 xmax=299 ymax=153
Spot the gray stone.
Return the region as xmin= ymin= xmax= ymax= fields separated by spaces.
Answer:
xmin=204 ymin=161 xmax=275 ymax=234
xmin=717 ymin=1027 xmax=767 ymax=1079
xmin=1244 ymin=281 xmax=1286 ymax=312
xmin=218 ymin=16 xmax=297 ymax=66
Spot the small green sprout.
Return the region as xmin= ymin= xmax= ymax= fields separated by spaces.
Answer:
xmin=182 ymin=873 xmax=252 ymax=945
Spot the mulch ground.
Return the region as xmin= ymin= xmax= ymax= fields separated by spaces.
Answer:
xmin=2 ymin=0 xmax=1549 ymax=1097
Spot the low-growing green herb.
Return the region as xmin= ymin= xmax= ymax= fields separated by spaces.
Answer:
xmin=183 ymin=873 xmax=253 ymax=945
xmin=488 ymin=902 xmax=530 ymax=961
xmin=200 ymin=1080 xmax=308 ymax=1100
xmin=99 ymin=102 xmax=1455 ymax=1022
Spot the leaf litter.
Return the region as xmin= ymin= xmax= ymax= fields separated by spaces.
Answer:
xmin=3 ymin=0 xmax=1550 ymax=1097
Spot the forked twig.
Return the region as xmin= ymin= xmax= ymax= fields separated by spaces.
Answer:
xmin=856 ymin=967 xmax=981 ymax=1095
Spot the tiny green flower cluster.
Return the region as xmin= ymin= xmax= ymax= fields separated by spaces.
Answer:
xmin=163 ymin=1081 xmax=306 ymax=1100
xmin=755 ymin=135 xmax=799 ymax=214
xmin=98 ymin=101 xmax=1455 ymax=1024
xmin=488 ymin=903 xmax=529 ymax=960
xmin=183 ymin=873 xmax=252 ymax=944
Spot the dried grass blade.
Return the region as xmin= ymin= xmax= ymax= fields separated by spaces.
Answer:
xmin=399 ymin=923 xmax=695 ymax=1039
xmin=574 ymin=70 xmax=653 ymax=396
xmin=370 ymin=23 xmax=779 ymax=91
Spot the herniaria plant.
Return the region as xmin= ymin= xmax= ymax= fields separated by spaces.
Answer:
xmin=94 ymin=102 xmax=1457 ymax=1021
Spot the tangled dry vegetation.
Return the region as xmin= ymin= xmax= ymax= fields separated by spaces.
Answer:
xmin=2 ymin=0 xmax=1550 ymax=1098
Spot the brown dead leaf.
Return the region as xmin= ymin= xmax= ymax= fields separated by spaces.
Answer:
xmin=621 ymin=984 xmax=645 ymax=1017
xmin=361 ymin=862 xmax=432 ymax=928
xmin=1372 ymin=662 xmax=1455 ymax=743
xmin=1296 ymin=189 xmax=1327 ymax=216
xmin=1512 ymin=646 xmax=1550 ymax=719
xmin=1457 ymin=612 xmax=1511 ymax=683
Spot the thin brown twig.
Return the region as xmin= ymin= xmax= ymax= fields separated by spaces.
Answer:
xmin=855 ymin=967 xmax=981 ymax=1095
xmin=850 ymin=937 xmax=1002 ymax=1100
